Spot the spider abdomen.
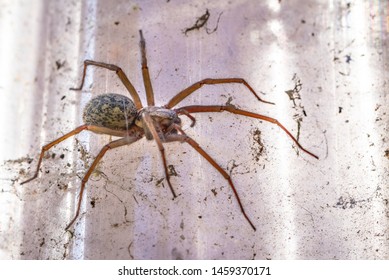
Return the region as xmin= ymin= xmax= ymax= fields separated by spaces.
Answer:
xmin=83 ymin=93 xmax=137 ymax=130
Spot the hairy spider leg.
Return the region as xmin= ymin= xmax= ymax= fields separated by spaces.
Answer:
xmin=177 ymin=105 xmax=319 ymax=159
xmin=20 ymin=123 xmax=143 ymax=229
xmin=141 ymin=112 xmax=177 ymax=198
xmin=20 ymin=125 xmax=140 ymax=185
xmin=20 ymin=125 xmax=90 ymax=185
xmin=165 ymin=127 xmax=256 ymax=231
xmin=175 ymin=109 xmax=197 ymax=127
xmin=69 ymin=60 xmax=143 ymax=110
xmin=65 ymin=135 xmax=142 ymax=230
xmin=165 ymin=78 xmax=275 ymax=109
xmin=139 ymin=30 xmax=155 ymax=106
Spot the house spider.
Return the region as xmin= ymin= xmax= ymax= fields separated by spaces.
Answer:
xmin=21 ymin=30 xmax=318 ymax=232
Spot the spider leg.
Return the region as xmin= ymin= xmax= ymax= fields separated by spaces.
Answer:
xmin=177 ymin=105 xmax=319 ymax=159
xmin=66 ymin=135 xmax=142 ymax=230
xmin=20 ymin=125 xmax=138 ymax=185
xmin=165 ymin=78 xmax=274 ymax=109
xmin=69 ymin=60 xmax=143 ymax=110
xmin=165 ymin=129 xmax=256 ymax=231
xmin=141 ymin=112 xmax=177 ymax=198
xmin=20 ymin=125 xmax=90 ymax=185
xmin=175 ymin=109 xmax=196 ymax=127
xmin=139 ymin=30 xmax=155 ymax=106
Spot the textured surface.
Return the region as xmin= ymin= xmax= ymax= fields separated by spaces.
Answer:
xmin=0 ymin=0 xmax=388 ymax=260
xmin=83 ymin=93 xmax=137 ymax=130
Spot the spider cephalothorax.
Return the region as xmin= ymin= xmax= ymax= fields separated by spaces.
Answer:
xmin=135 ymin=106 xmax=182 ymax=140
xmin=21 ymin=30 xmax=318 ymax=232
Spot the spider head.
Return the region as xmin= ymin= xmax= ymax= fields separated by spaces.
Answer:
xmin=152 ymin=108 xmax=182 ymax=127
xmin=136 ymin=106 xmax=182 ymax=140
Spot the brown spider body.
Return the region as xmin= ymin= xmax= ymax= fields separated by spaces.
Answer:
xmin=21 ymin=30 xmax=318 ymax=232
xmin=84 ymin=93 xmax=183 ymax=141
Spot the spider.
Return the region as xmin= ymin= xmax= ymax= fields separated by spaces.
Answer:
xmin=21 ymin=30 xmax=318 ymax=232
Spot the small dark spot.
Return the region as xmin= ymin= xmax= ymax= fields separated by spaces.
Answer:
xmin=60 ymin=154 xmax=65 ymax=159
xmin=156 ymin=178 xmax=164 ymax=186
xmin=40 ymin=238 xmax=45 ymax=247
xmin=168 ymin=165 xmax=178 ymax=176
xmin=90 ymin=199 xmax=96 ymax=208
xmin=61 ymin=95 xmax=66 ymax=100
xmin=301 ymin=19 xmax=306 ymax=24
xmin=345 ymin=54 xmax=352 ymax=63
xmin=58 ymin=183 xmax=68 ymax=191
xmin=51 ymin=153 xmax=56 ymax=159
xmin=211 ymin=188 xmax=218 ymax=196
xmin=311 ymin=32 xmax=315 ymax=36
xmin=384 ymin=149 xmax=389 ymax=159
xmin=114 ymin=21 xmax=120 ymax=25
xmin=198 ymin=215 xmax=202 ymax=219
xmin=55 ymin=60 xmax=66 ymax=70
